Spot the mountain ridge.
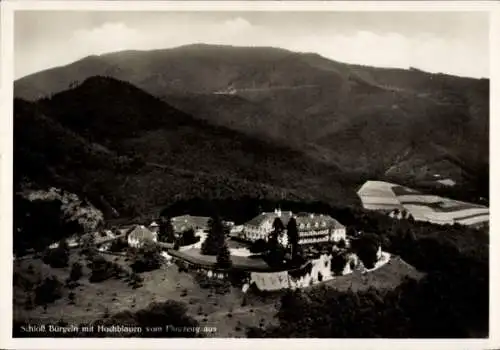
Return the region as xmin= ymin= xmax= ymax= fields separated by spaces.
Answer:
xmin=14 ymin=44 xmax=489 ymax=203
xmin=15 ymin=75 xmax=361 ymax=220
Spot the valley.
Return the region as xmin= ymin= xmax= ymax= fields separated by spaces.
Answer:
xmin=12 ymin=44 xmax=489 ymax=339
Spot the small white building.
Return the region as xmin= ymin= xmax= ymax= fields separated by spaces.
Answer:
xmin=127 ymin=225 xmax=158 ymax=248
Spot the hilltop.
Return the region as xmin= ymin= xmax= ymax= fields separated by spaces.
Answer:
xmin=15 ymin=76 xmax=359 ymax=220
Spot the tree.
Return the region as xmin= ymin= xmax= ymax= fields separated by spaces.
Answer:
xmin=264 ymin=245 xmax=287 ymax=268
xmin=158 ymin=216 xmax=176 ymax=243
xmin=201 ymin=215 xmax=227 ymax=256
xmin=80 ymin=233 xmax=96 ymax=257
xmin=352 ymin=233 xmax=380 ymax=269
xmin=130 ymin=242 xmax=163 ymax=273
xmin=401 ymin=209 xmax=408 ymax=219
xmin=330 ymin=252 xmax=347 ymax=276
xmin=286 ymin=217 xmax=299 ymax=259
xmin=269 ymin=217 xmax=285 ymax=249
xmin=337 ymin=238 xmax=346 ymax=249
xmin=250 ymin=239 xmax=269 ymax=254
xmin=216 ymin=244 xmax=232 ymax=269
xmin=69 ymin=262 xmax=83 ymax=281
xmin=179 ymin=228 xmax=199 ymax=246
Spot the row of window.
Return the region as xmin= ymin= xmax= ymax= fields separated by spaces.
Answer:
xmin=243 ymin=234 xmax=346 ymax=243
xmin=298 ymin=221 xmax=328 ymax=229
xmin=245 ymin=228 xmax=340 ymax=235
xmin=299 ymin=229 xmax=330 ymax=237
xmin=299 ymin=236 xmax=330 ymax=244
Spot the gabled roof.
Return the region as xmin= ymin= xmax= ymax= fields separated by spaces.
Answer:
xmin=171 ymin=215 xmax=211 ymax=231
xmin=245 ymin=211 xmax=345 ymax=230
xmin=295 ymin=214 xmax=345 ymax=230
xmin=128 ymin=225 xmax=155 ymax=241
xmin=245 ymin=213 xmax=270 ymax=227
xmin=245 ymin=211 xmax=293 ymax=227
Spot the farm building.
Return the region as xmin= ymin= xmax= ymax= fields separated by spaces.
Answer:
xmin=127 ymin=224 xmax=158 ymax=248
xmin=171 ymin=215 xmax=210 ymax=233
xmin=241 ymin=209 xmax=346 ymax=245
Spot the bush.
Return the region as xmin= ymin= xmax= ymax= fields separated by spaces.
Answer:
xmin=130 ymin=243 xmax=163 ymax=273
xmin=194 ymin=273 xmax=231 ymax=294
xmin=129 ymin=272 xmax=144 ymax=289
xmin=68 ymin=291 xmax=76 ymax=304
xmin=24 ymin=295 xmax=35 ymax=310
xmin=43 ymin=245 xmax=69 ymax=268
xmin=250 ymin=239 xmax=268 ymax=254
xmin=89 ymin=256 xmax=124 ymax=283
xmin=179 ymin=229 xmax=200 ymax=246
xmin=109 ymin=238 xmax=128 ymax=253
xmin=34 ymin=276 xmax=63 ymax=305
xmin=96 ymin=300 xmax=201 ymax=338
xmin=69 ymin=262 xmax=83 ymax=281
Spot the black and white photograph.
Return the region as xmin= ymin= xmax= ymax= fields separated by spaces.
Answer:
xmin=1 ymin=1 xmax=498 ymax=347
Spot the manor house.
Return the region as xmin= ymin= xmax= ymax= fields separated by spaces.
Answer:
xmin=241 ymin=209 xmax=346 ymax=245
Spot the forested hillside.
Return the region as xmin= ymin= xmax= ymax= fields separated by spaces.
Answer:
xmin=15 ymin=76 xmax=359 ymax=224
xmin=15 ymin=44 xmax=489 ymax=197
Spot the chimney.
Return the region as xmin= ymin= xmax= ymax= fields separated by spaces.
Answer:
xmin=275 ymin=208 xmax=282 ymax=217
xmin=310 ymin=213 xmax=314 ymax=219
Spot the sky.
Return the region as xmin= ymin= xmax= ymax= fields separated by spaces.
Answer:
xmin=14 ymin=11 xmax=489 ymax=79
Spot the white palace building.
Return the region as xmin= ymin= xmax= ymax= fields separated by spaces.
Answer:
xmin=241 ymin=209 xmax=346 ymax=245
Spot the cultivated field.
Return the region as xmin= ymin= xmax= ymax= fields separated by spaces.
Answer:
xmin=357 ymin=181 xmax=489 ymax=227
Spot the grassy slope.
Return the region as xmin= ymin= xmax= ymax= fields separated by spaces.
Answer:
xmin=13 ymin=250 xmax=421 ymax=337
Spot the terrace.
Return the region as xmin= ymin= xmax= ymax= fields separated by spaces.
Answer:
xmin=168 ymin=248 xmax=272 ymax=272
